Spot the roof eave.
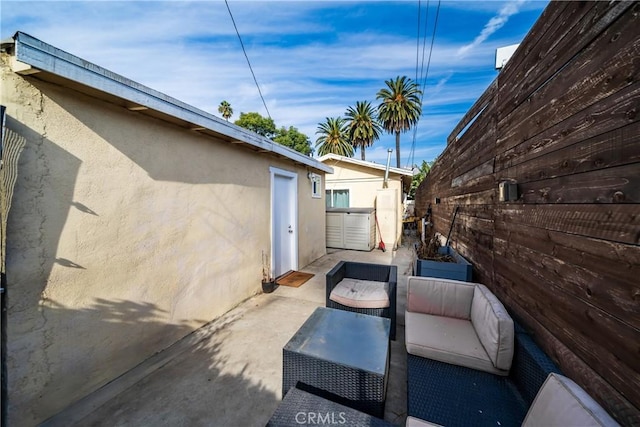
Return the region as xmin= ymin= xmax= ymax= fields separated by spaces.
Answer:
xmin=318 ymin=153 xmax=412 ymax=176
xmin=9 ymin=31 xmax=332 ymax=174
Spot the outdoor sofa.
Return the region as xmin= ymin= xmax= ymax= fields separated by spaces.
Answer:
xmin=406 ymin=372 xmax=620 ymax=427
xmin=405 ymin=276 xmax=620 ymax=426
xmin=405 ymin=276 xmax=515 ymax=376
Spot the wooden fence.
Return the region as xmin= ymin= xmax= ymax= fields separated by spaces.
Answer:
xmin=414 ymin=2 xmax=640 ymax=424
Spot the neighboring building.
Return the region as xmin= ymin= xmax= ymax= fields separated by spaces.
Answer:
xmin=318 ymin=154 xmax=413 ymax=250
xmin=0 ymin=32 xmax=332 ymax=425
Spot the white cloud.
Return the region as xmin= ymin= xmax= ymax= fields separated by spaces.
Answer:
xmin=1 ymin=0 xmax=545 ymax=167
xmin=457 ymin=0 xmax=526 ymax=58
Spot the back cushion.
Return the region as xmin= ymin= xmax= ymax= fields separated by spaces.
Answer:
xmin=523 ymin=374 xmax=620 ymax=426
xmin=470 ymin=285 xmax=514 ymax=371
xmin=407 ymin=277 xmax=474 ymax=320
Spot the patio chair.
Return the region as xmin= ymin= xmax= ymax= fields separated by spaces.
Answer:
xmin=326 ymin=261 xmax=397 ymax=340
xmin=405 ymin=276 xmax=514 ymax=375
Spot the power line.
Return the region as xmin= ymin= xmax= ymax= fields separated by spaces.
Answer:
xmin=225 ymin=0 xmax=272 ymax=120
xmin=410 ymin=0 xmax=430 ymax=168
xmin=408 ymin=0 xmax=441 ymax=168
xmin=415 ymin=0 xmax=422 ymax=84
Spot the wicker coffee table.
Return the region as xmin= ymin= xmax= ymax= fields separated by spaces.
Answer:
xmin=282 ymin=307 xmax=391 ymax=418
xmin=268 ymin=386 xmax=395 ymax=427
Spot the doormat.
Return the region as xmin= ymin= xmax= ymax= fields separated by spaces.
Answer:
xmin=276 ymin=270 xmax=315 ymax=288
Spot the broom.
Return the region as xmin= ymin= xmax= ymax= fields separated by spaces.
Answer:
xmin=375 ymin=215 xmax=386 ymax=252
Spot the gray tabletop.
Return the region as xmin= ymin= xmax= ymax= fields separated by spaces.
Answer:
xmin=284 ymin=307 xmax=390 ymax=375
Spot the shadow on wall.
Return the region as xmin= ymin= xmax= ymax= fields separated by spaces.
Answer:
xmin=38 ymin=297 xmax=279 ymax=427
xmin=4 ymin=117 xmax=85 ymax=424
xmin=32 ymin=79 xmax=266 ymax=187
xmin=5 ymin=94 xmax=276 ymax=424
xmin=33 ymin=79 xmax=268 ymax=277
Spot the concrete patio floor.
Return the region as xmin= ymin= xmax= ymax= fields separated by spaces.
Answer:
xmin=45 ymin=236 xmax=417 ymax=427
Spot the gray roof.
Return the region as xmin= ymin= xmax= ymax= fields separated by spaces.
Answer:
xmin=4 ymin=32 xmax=332 ymax=174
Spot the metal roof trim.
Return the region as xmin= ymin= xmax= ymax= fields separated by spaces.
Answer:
xmin=317 ymin=153 xmax=414 ymax=176
xmin=10 ymin=31 xmax=332 ymax=174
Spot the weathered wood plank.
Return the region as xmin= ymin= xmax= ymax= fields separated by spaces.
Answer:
xmin=499 ymin=122 xmax=640 ymax=183
xmin=519 ymin=162 xmax=640 ymax=203
xmin=455 ymin=239 xmax=493 ymax=284
xmin=492 ymin=243 xmax=640 ymax=409
xmin=451 ymin=160 xmax=494 ymax=188
xmin=497 ymin=1 xmax=632 ymax=119
xmin=446 ymin=189 xmax=496 ymax=206
xmin=448 ymin=166 xmax=495 ymax=195
xmin=439 ymin=117 xmax=497 ymax=183
xmin=494 ymin=204 xmax=639 ymax=245
xmin=497 ymin=6 xmax=640 ymax=150
xmin=495 ymin=83 xmax=640 ymax=172
xmin=448 ymin=79 xmax=498 ymax=144
xmin=496 ymin=1 xmax=573 ymax=96
xmin=414 ymin=6 xmax=640 ymax=425
xmin=452 ymin=132 xmax=496 ymax=178
xmin=456 ymin=212 xmax=494 ymax=237
xmin=494 ymin=221 xmax=640 ymax=329
xmin=491 ymin=276 xmax=640 ymax=426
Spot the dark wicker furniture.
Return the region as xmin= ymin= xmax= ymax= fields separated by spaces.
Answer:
xmin=283 ymin=307 xmax=391 ymax=418
xmin=407 ymin=329 xmax=562 ymax=427
xmin=326 ymin=261 xmax=397 ymax=340
xmin=267 ymin=386 xmax=396 ymax=427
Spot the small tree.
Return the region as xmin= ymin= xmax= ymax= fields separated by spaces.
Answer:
xmin=234 ymin=112 xmax=276 ymax=138
xmin=274 ymin=126 xmax=313 ymax=156
xmin=408 ymin=160 xmax=432 ymax=200
xmin=217 ymin=100 xmax=233 ymax=121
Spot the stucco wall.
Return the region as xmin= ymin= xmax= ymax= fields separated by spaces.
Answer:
xmin=323 ymin=161 xmax=405 ymax=247
xmin=1 ymin=58 xmax=325 ymax=424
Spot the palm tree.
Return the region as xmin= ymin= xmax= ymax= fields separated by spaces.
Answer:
xmin=345 ymin=101 xmax=383 ymax=161
xmin=376 ymin=76 xmax=422 ymax=168
xmin=315 ymin=117 xmax=353 ymax=157
xmin=218 ymin=100 xmax=233 ymax=121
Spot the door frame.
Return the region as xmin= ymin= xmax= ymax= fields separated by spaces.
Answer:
xmin=269 ymin=166 xmax=298 ymax=278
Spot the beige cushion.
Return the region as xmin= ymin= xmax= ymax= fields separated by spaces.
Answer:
xmin=470 ymin=285 xmax=515 ymax=371
xmin=329 ymin=278 xmax=389 ymax=309
xmin=406 ymin=416 xmax=443 ymax=427
xmin=405 ymin=311 xmax=509 ymax=376
xmin=406 ymin=276 xmax=475 ymax=320
xmin=523 ymin=374 xmax=620 ymax=427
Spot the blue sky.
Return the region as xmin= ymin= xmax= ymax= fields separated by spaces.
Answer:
xmin=1 ymin=0 xmax=548 ymax=167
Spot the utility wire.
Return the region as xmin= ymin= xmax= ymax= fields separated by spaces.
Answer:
xmin=415 ymin=0 xmax=422 ymax=85
xmin=408 ymin=0 xmax=441 ymax=169
xmin=410 ymin=0 xmax=430 ymax=168
xmin=225 ymin=0 xmax=272 ymax=120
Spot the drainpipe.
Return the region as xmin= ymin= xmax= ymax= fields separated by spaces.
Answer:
xmin=1 ymin=105 xmax=6 ymax=427
xmin=383 ymin=149 xmax=393 ymax=188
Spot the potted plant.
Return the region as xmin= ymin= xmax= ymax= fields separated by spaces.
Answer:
xmin=261 ymin=251 xmax=277 ymax=293
xmin=414 ymin=233 xmax=473 ymax=282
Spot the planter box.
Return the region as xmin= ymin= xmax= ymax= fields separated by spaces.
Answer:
xmin=415 ymin=246 xmax=473 ymax=282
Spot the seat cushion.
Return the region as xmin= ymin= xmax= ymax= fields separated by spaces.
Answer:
xmin=523 ymin=374 xmax=620 ymax=426
xmin=470 ymin=285 xmax=514 ymax=371
xmin=329 ymin=278 xmax=390 ymax=309
xmin=405 ymin=311 xmax=508 ymax=376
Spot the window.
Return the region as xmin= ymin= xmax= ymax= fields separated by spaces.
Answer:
xmin=310 ymin=173 xmax=322 ymax=198
xmin=325 ymin=189 xmax=349 ymax=208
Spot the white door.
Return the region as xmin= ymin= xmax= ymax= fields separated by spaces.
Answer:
xmin=270 ymin=167 xmax=298 ymax=278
